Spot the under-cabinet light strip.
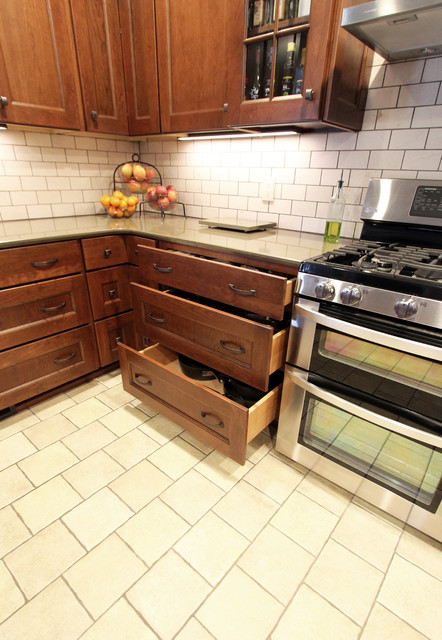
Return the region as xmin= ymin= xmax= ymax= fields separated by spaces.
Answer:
xmin=177 ymin=131 xmax=298 ymax=141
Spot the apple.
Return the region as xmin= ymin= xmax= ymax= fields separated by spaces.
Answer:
xmin=127 ymin=179 xmax=141 ymax=193
xmin=133 ymin=164 xmax=146 ymax=182
xmin=147 ymin=186 xmax=157 ymax=202
xmin=139 ymin=181 xmax=149 ymax=193
xmin=144 ymin=167 xmax=155 ymax=181
xmin=120 ymin=163 xmax=133 ymax=181
xmin=155 ymin=184 xmax=167 ymax=197
xmin=157 ymin=196 xmax=171 ymax=210
xmin=166 ymin=186 xmax=177 ymax=203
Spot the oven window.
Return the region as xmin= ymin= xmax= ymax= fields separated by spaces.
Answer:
xmin=309 ymin=328 xmax=441 ymax=423
xmin=301 ymin=393 xmax=442 ymax=511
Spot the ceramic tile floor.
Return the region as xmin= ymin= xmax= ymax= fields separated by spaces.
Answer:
xmin=0 ymin=369 xmax=441 ymax=640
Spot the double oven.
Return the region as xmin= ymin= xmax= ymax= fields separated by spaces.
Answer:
xmin=276 ymin=179 xmax=442 ymax=542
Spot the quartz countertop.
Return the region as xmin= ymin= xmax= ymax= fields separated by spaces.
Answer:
xmin=0 ymin=213 xmax=345 ymax=267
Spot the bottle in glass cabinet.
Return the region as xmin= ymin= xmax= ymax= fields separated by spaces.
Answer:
xmin=249 ymin=47 xmax=262 ymax=99
xmin=254 ymin=0 xmax=265 ymax=26
xmin=281 ymin=41 xmax=295 ymax=95
xmin=293 ymin=47 xmax=305 ymax=94
xmin=263 ymin=44 xmax=273 ymax=97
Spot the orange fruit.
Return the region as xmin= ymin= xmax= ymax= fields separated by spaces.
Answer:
xmin=115 ymin=208 xmax=124 ymax=217
xmin=127 ymin=196 xmax=138 ymax=206
xmin=113 ymin=190 xmax=124 ymax=199
xmin=120 ymin=198 xmax=128 ymax=210
xmin=100 ymin=195 xmax=111 ymax=206
xmin=110 ymin=196 xmax=120 ymax=207
xmin=126 ymin=205 xmax=136 ymax=213
xmin=107 ymin=206 xmax=116 ymax=216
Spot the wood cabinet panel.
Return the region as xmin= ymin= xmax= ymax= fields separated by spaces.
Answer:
xmin=0 ymin=325 xmax=99 ymax=410
xmin=0 ymin=275 xmax=91 ymax=351
xmin=125 ymin=235 xmax=156 ymax=266
xmin=95 ymin=311 xmax=135 ymax=367
xmin=87 ymin=266 xmax=132 ymax=320
xmin=0 ymin=0 xmax=82 ymax=129
xmin=0 ymin=241 xmax=83 ymax=289
xmin=82 ymin=236 xmax=128 ymax=271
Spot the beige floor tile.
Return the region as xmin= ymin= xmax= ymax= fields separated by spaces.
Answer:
xmin=95 ymin=383 xmax=136 ymax=410
xmin=213 ymin=480 xmax=279 ymax=540
xmin=0 ymin=560 xmax=25 ymax=624
xmin=62 ymin=397 xmax=111 ymax=429
xmin=195 ymin=450 xmax=253 ymax=491
xmin=271 ymin=491 xmax=338 ymax=555
xmin=99 ymin=404 xmax=148 ymax=437
xmin=127 ymin=550 xmax=211 ymax=640
xmin=0 ymin=465 xmax=33 ymax=509
xmin=118 ymin=498 xmax=189 ymax=566
xmin=0 ymin=505 xmax=30 ymax=557
xmin=31 ymin=394 xmax=76 ymax=420
xmin=360 ymin=603 xmax=428 ymax=640
xmin=104 ymin=428 xmax=160 ymax=469
xmin=0 ymin=577 xmax=91 ymax=639
xmin=297 ymin=472 xmax=352 ymax=516
xmin=246 ymin=431 xmax=274 ymax=464
xmin=196 ymin=566 xmax=283 ymax=640
xmin=62 ymin=450 xmax=125 ymax=498
xmin=65 ymin=534 xmax=145 ymax=620
xmin=130 ymin=398 xmax=158 ymax=418
xmin=244 ymin=452 xmax=304 ymax=503
xmin=139 ymin=413 xmax=183 ymax=444
xmin=13 ymin=476 xmax=82 ymax=534
xmin=4 ymin=520 xmax=85 ymax=599
xmin=148 ymin=437 xmax=206 ymax=480
xmin=95 ymin=370 xmax=122 ymax=388
xmin=238 ymin=525 xmax=314 ymax=605
xmin=174 ymin=511 xmax=249 ymax=586
xmin=62 ymin=487 xmax=132 ymax=550
xmin=179 ymin=429 xmax=213 ymax=454
xmin=62 ymin=421 xmax=116 ymax=459
xmin=23 ymin=414 xmax=77 ymax=449
xmin=175 ymin=617 xmax=216 ymax=639
xmin=306 ymin=539 xmax=384 ymax=625
xmin=378 ymin=555 xmax=442 ymax=639
xmin=18 ymin=441 xmax=78 ymax=486
xmin=271 ymin=584 xmax=360 ymax=640
xmin=0 ymin=433 xmax=37 ymax=472
xmin=0 ymin=410 xmax=40 ymax=443
xmin=161 ymin=469 xmax=224 ymax=525
xmin=66 ymin=379 xmax=108 ymax=403
xmin=109 ymin=460 xmax=172 ymax=511
xmin=80 ymin=598 xmax=158 ymax=640
xmin=332 ymin=503 xmax=402 ymax=571
xmin=397 ymin=526 xmax=442 ymax=581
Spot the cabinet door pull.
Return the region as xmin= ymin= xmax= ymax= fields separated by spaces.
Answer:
xmin=200 ymin=411 xmax=224 ymax=429
xmin=114 ymin=336 xmax=121 ymax=343
xmin=104 ymin=249 xmax=112 ymax=256
xmin=90 ymin=110 xmax=98 ymax=119
xmin=148 ymin=312 xmax=167 ymax=324
xmin=134 ymin=372 xmax=152 ymax=386
xmin=220 ymin=340 xmax=246 ymax=354
xmin=31 ymin=258 xmax=59 ymax=268
xmin=108 ymin=289 xmax=117 ymax=298
xmin=41 ymin=301 xmax=66 ymax=313
xmin=153 ymin=263 xmax=173 ymax=273
xmin=0 ymin=96 xmax=8 ymax=106
xmin=53 ymin=352 xmax=76 ymax=364
xmin=228 ymin=283 xmax=256 ymax=296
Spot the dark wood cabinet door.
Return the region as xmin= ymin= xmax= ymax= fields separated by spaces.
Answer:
xmin=119 ymin=0 xmax=161 ymax=135
xmin=155 ymin=0 xmax=238 ymax=133
xmin=70 ymin=0 xmax=129 ymax=134
xmin=0 ymin=0 xmax=82 ymax=129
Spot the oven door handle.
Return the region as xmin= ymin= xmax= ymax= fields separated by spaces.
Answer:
xmin=295 ymin=301 xmax=441 ymax=362
xmin=288 ymin=369 xmax=442 ymax=448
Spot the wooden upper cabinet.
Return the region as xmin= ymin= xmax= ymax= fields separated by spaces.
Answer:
xmin=155 ymin=0 xmax=241 ymax=133
xmin=0 ymin=0 xmax=82 ymax=129
xmin=228 ymin=0 xmax=372 ymax=132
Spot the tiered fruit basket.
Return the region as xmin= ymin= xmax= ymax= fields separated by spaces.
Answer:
xmin=99 ymin=153 xmax=185 ymax=219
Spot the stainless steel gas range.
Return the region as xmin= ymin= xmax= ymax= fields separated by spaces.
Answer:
xmin=276 ymin=178 xmax=442 ymax=542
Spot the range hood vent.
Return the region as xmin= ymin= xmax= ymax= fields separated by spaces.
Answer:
xmin=341 ymin=0 xmax=442 ymax=61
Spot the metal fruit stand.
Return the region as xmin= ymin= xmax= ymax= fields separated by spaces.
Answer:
xmin=112 ymin=153 xmax=186 ymax=219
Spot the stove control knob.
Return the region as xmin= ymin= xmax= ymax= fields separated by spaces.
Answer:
xmin=394 ymin=298 xmax=418 ymax=319
xmin=340 ymin=286 xmax=361 ymax=306
xmin=315 ymin=281 xmax=335 ymax=300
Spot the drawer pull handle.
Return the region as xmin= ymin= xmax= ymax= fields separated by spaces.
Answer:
xmin=41 ymin=301 xmax=66 ymax=313
xmin=135 ymin=372 xmax=152 ymax=386
xmin=104 ymin=249 xmax=112 ymax=256
xmin=31 ymin=258 xmax=59 ymax=268
xmin=228 ymin=283 xmax=256 ymax=297
xmin=200 ymin=411 xmax=224 ymax=429
xmin=108 ymin=289 xmax=117 ymax=298
xmin=153 ymin=263 xmax=173 ymax=273
xmin=148 ymin=312 xmax=166 ymax=324
xmin=115 ymin=336 xmax=121 ymax=343
xmin=220 ymin=340 xmax=246 ymax=354
xmin=53 ymin=352 xmax=76 ymax=364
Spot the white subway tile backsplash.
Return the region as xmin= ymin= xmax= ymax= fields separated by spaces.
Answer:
xmin=291 ymin=200 xmax=317 ymax=217
xmin=75 ymin=137 xmax=97 ymax=150
xmin=368 ymin=150 xmax=404 ymax=170
xmin=398 ymin=82 xmax=439 ymax=107
xmin=66 ymin=150 xmax=89 ymax=163
xmin=375 ymin=108 xmax=413 ymax=129
xmin=356 ymin=130 xmax=390 ymax=150
xmin=25 ymin=132 xmax=52 ymax=147
xmin=271 ymin=168 xmax=295 ymax=184
xmin=47 ymin=177 xmax=71 ymax=190
xmin=11 ymin=191 xmax=37 ymax=206
xmin=402 ymin=150 xmax=442 ymax=171
xmin=281 ymin=184 xmax=306 ymax=200
xmin=229 ymin=195 xmax=249 ymax=210
xmin=383 ymin=60 xmax=424 ymax=86
xmin=52 ymin=135 xmax=76 ymax=149
xmin=310 ymin=151 xmax=338 ymax=168
xmin=261 ymin=151 xmax=286 ymax=168
xmin=56 ymin=163 xmax=81 ymax=177
xmin=0 ymin=176 xmax=22 ymax=190
xmin=326 ymin=132 xmax=357 ymax=151
xmin=305 ymin=185 xmax=332 ymax=202
xmin=3 ymin=161 xmax=32 ymax=176
xmin=52 ymin=204 xmax=75 ymax=217
xmin=220 ymin=181 xmax=239 ymax=196
xmin=294 ymin=168 xmax=321 ymax=184
xmin=28 ymin=204 xmax=52 ymax=218
xmin=61 ymin=190 xmax=84 ymax=204
xmin=423 ymin=57 xmax=442 ymax=82
xmin=1 ymin=205 xmax=28 ymax=220
xmin=338 ymin=151 xmax=370 ymax=169
xmin=299 ymin=133 xmax=327 ymax=151
xmin=390 ymin=129 xmax=428 ymax=149
xmin=42 ymin=148 xmax=67 ymax=163
xmin=37 ymin=191 xmax=62 ymax=205
xmin=412 ymin=105 xmax=442 ymax=128
xmin=366 ymin=87 xmax=399 ymax=110
xmin=285 ymin=151 xmax=311 ymax=168
xmin=426 ymin=128 xmax=442 ymax=148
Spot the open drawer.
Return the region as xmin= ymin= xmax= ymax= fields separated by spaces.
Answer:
xmin=132 ymin=283 xmax=288 ymax=391
xmin=137 ymin=246 xmax=295 ymax=321
xmin=118 ymin=343 xmax=282 ymax=465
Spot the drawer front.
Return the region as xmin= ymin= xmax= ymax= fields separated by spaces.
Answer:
xmin=95 ymin=311 xmax=135 ymax=367
xmin=133 ymin=283 xmax=285 ymax=391
xmin=118 ymin=343 xmax=281 ymax=464
xmin=0 ymin=241 xmax=82 ymax=288
xmin=87 ymin=266 xmax=132 ymax=320
xmin=138 ymin=246 xmax=291 ymax=320
xmin=82 ymin=236 xmax=128 ymax=270
xmin=125 ymin=235 xmax=156 ymax=265
xmin=0 ymin=325 xmax=99 ymax=410
xmin=0 ymin=275 xmax=92 ymax=351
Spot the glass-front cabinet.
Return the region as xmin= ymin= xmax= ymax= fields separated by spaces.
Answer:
xmin=229 ymin=0 xmax=373 ymax=131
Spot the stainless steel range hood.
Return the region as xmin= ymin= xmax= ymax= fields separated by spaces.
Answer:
xmin=341 ymin=0 xmax=442 ymax=61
